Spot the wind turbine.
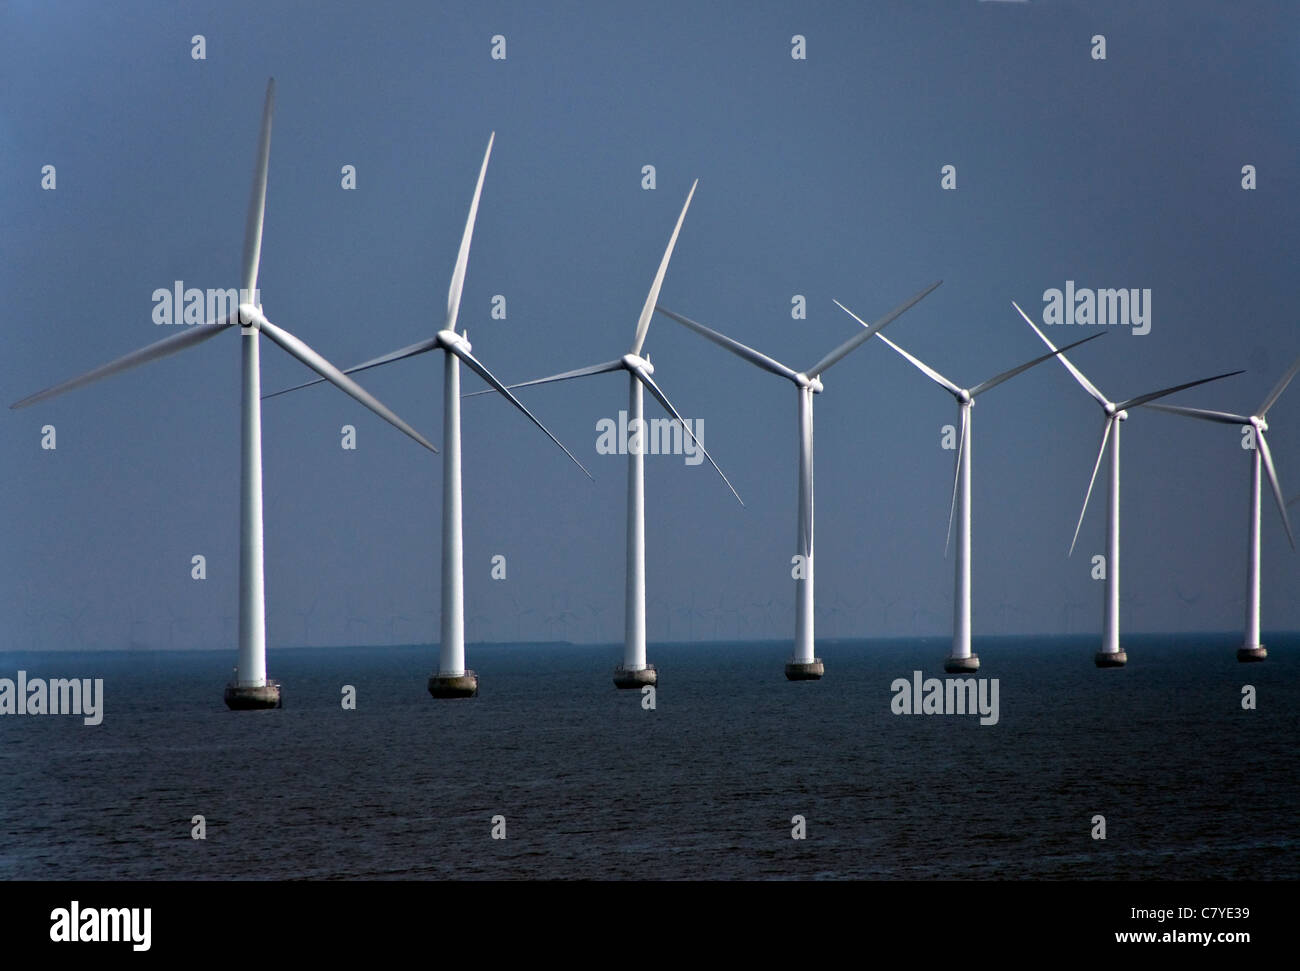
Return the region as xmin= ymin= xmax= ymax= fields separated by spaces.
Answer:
xmin=1012 ymin=301 xmax=1243 ymax=667
xmin=1061 ymin=595 xmax=1088 ymax=634
xmin=10 ymin=78 xmax=436 ymax=710
xmin=343 ymin=595 xmax=371 ymax=646
xmin=292 ymin=592 xmax=321 ymax=647
xmin=263 ymin=133 xmax=591 ymax=699
xmin=473 ymin=182 xmax=742 ymax=688
xmin=1142 ymin=352 xmax=1300 ymax=661
xmin=858 ymin=321 xmax=1103 ymax=671
xmin=657 ymin=279 xmax=941 ymax=679
xmin=882 ymin=593 xmax=906 ymax=632
xmin=675 ymin=594 xmax=697 ymax=642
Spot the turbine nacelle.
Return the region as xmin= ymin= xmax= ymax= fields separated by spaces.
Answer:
xmin=623 ymin=352 xmax=653 ymax=375
xmin=238 ymin=302 xmax=263 ymax=329
xmin=438 ymin=329 xmax=472 ymax=355
xmin=794 ymin=373 xmax=823 ymax=393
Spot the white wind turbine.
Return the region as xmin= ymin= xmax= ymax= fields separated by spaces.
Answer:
xmin=11 ymin=79 xmax=437 ymax=709
xmin=264 ymin=133 xmax=592 ymax=699
xmin=1142 ymin=351 xmax=1300 ymax=661
xmin=657 ymin=279 xmax=942 ymax=679
xmin=472 ymin=182 xmax=742 ymax=688
xmin=858 ymin=321 xmax=1103 ymax=672
xmin=1012 ymin=301 xmax=1243 ymax=667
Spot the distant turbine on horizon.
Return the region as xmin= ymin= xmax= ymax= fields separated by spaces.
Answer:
xmin=657 ymin=278 xmax=941 ymax=680
xmin=11 ymin=78 xmax=436 ymax=710
xmin=1143 ymin=351 xmax=1300 ymax=661
xmin=263 ymin=133 xmax=591 ymax=699
xmin=1013 ymin=301 xmax=1243 ymax=667
xmin=862 ymin=319 xmax=1102 ymax=671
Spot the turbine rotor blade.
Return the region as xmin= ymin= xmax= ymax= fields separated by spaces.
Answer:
xmin=445 ymin=132 xmax=494 ymax=334
xmin=1070 ymin=419 xmax=1113 ymax=557
xmin=1011 ymin=300 xmax=1111 ymax=409
xmin=11 ymin=314 xmax=239 ymax=409
xmin=1257 ymin=431 xmax=1295 ymax=549
xmin=262 ymin=338 xmax=440 ymax=400
xmin=945 ymin=405 xmax=967 ymax=557
xmin=631 ymin=180 xmax=697 ymax=356
xmin=632 ymin=365 xmax=744 ymax=506
xmin=256 ymin=315 xmax=437 ymax=452
xmin=241 ymin=78 xmax=275 ymax=300
xmin=1118 ymin=370 xmax=1244 ymax=411
xmin=817 ymin=280 xmax=942 ymax=377
xmin=450 ymin=344 xmax=593 ymax=479
xmin=463 ymin=359 xmax=626 ymax=398
xmin=656 ymin=306 xmax=799 ymax=383
xmin=1256 ymin=351 xmax=1300 ymax=419
xmin=969 ymin=332 xmax=1105 ymax=398
xmin=1142 ymin=402 xmax=1252 ymax=426
xmin=873 ymin=330 xmax=962 ymax=397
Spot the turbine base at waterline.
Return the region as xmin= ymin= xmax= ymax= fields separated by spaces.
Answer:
xmin=613 ymin=663 xmax=657 ymax=689
xmin=1237 ymin=645 xmax=1268 ymax=663
xmin=784 ymin=658 xmax=824 ymax=681
xmin=943 ymin=654 xmax=980 ymax=674
xmin=1094 ymin=650 xmax=1128 ymax=669
xmin=224 ymin=679 xmax=282 ymax=710
xmin=428 ymin=671 xmax=479 ymax=699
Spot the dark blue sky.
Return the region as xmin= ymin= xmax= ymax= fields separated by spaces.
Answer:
xmin=3 ymin=1 xmax=1297 ymax=651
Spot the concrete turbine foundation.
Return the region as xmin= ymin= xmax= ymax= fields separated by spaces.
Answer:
xmin=1094 ymin=650 xmax=1128 ymax=668
xmin=614 ymin=664 xmax=657 ymax=689
xmin=1237 ymin=645 xmax=1267 ymax=662
xmin=224 ymin=679 xmax=281 ymax=710
xmin=944 ymin=654 xmax=980 ymax=674
xmin=785 ymin=658 xmax=824 ymax=680
xmin=428 ymin=671 xmax=478 ymax=699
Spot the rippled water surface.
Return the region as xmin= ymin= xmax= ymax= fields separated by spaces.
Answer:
xmin=2 ymin=634 xmax=1297 ymax=880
